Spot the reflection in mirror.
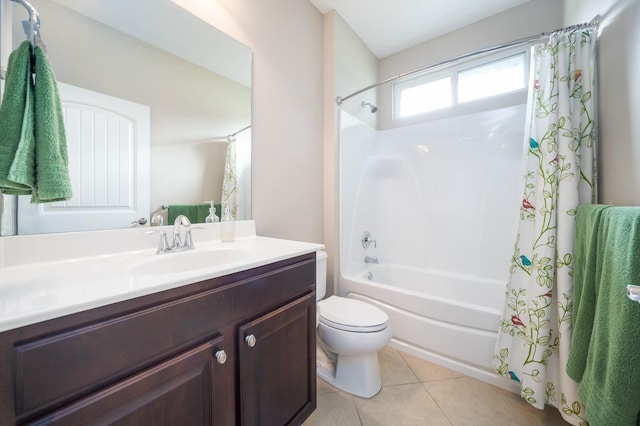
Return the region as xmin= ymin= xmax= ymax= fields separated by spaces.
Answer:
xmin=0 ymin=0 xmax=252 ymax=235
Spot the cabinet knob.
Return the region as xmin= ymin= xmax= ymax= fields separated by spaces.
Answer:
xmin=215 ymin=350 xmax=227 ymax=365
xmin=245 ymin=334 xmax=256 ymax=347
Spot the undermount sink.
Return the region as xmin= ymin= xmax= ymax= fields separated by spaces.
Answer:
xmin=130 ymin=247 xmax=248 ymax=275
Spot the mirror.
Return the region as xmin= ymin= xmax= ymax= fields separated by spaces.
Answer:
xmin=1 ymin=0 xmax=251 ymax=235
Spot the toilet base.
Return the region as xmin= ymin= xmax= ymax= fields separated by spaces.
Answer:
xmin=316 ymin=345 xmax=382 ymax=398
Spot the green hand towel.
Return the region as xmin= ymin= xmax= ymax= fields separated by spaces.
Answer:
xmin=168 ymin=204 xmax=210 ymax=224
xmin=30 ymin=44 xmax=72 ymax=202
xmin=0 ymin=41 xmax=72 ymax=203
xmin=568 ymin=206 xmax=640 ymax=426
xmin=0 ymin=41 xmax=35 ymax=194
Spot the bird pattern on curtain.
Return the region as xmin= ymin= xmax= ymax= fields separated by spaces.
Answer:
xmin=492 ymin=26 xmax=597 ymax=426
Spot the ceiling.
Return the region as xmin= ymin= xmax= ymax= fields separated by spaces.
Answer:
xmin=308 ymin=0 xmax=531 ymax=58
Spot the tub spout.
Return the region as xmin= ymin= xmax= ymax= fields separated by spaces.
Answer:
xmin=365 ymin=256 xmax=379 ymax=264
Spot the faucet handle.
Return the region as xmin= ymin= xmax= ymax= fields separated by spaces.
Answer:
xmin=183 ymin=227 xmax=203 ymax=249
xmin=145 ymin=230 xmax=171 ymax=253
xmin=157 ymin=231 xmax=170 ymax=253
xmin=362 ymin=231 xmax=377 ymax=249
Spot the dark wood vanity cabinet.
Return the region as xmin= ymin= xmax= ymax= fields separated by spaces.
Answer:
xmin=0 ymin=253 xmax=317 ymax=426
xmin=239 ymin=293 xmax=316 ymax=425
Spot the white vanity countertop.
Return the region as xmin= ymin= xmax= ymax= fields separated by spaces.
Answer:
xmin=0 ymin=222 xmax=323 ymax=332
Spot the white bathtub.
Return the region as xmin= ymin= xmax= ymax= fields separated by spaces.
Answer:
xmin=340 ymin=264 xmax=519 ymax=391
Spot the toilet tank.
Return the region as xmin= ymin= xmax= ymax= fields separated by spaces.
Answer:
xmin=316 ymin=251 xmax=327 ymax=300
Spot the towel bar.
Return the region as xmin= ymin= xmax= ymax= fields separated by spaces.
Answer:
xmin=626 ymin=285 xmax=640 ymax=303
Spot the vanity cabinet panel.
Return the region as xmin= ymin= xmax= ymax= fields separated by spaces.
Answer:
xmin=238 ymin=292 xmax=316 ymax=425
xmin=28 ymin=338 xmax=227 ymax=426
xmin=13 ymin=287 xmax=232 ymax=416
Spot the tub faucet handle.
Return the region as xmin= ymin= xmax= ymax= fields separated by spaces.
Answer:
xmin=362 ymin=231 xmax=377 ymax=249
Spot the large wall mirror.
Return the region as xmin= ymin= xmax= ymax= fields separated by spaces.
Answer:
xmin=0 ymin=0 xmax=252 ymax=235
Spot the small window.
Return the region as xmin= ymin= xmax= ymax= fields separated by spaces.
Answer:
xmin=457 ymin=53 xmax=526 ymax=103
xmin=392 ymin=50 xmax=528 ymax=121
xmin=398 ymin=77 xmax=452 ymax=118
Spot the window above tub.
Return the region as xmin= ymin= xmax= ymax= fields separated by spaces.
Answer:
xmin=392 ymin=49 xmax=529 ymax=122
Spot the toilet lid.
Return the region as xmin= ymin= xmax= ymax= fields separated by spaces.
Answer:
xmin=318 ymin=296 xmax=388 ymax=332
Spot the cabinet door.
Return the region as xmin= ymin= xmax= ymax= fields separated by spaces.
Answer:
xmin=238 ymin=293 xmax=316 ymax=426
xmin=29 ymin=338 xmax=227 ymax=426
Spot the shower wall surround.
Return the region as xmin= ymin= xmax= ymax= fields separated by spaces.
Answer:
xmin=341 ymin=104 xmax=526 ymax=279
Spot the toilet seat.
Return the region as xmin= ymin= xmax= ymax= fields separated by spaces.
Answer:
xmin=318 ymin=296 xmax=388 ymax=333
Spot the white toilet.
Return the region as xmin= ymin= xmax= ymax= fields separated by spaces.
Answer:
xmin=315 ymin=251 xmax=391 ymax=398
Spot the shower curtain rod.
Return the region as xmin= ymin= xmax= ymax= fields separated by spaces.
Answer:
xmin=208 ymin=125 xmax=252 ymax=143
xmin=336 ymin=15 xmax=600 ymax=106
xmin=229 ymin=124 xmax=251 ymax=138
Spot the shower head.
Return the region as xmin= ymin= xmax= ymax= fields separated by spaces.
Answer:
xmin=361 ymin=101 xmax=378 ymax=113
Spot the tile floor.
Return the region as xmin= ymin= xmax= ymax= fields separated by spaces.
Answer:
xmin=305 ymin=346 xmax=569 ymax=426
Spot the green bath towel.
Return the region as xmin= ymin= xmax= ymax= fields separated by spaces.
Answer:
xmin=0 ymin=41 xmax=72 ymax=203
xmin=567 ymin=205 xmax=640 ymax=426
xmin=567 ymin=204 xmax=610 ymax=381
xmin=168 ymin=204 xmax=214 ymax=224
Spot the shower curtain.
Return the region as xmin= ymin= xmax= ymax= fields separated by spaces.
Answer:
xmin=221 ymin=137 xmax=238 ymax=218
xmin=493 ymin=26 xmax=597 ymax=425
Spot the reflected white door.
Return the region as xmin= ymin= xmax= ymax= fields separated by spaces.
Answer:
xmin=17 ymin=83 xmax=150 ymax=234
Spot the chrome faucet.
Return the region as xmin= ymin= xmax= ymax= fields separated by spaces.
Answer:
xmin=365 ymin=256 xmax=379 ymax=264
xmin=172 ymin=215 xmax=193 ymax=250
xmin=145 ymin=214 xmax=196 ymax=254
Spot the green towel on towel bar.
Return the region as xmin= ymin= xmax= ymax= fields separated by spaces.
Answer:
xmin=168 ymin=204 xmax=212 ymax=224
xmin=567 ymin=205 xmax=640 ymax=426
xmin=567 ymin=204 xmax=609 ymax=382
xmin=0 ymin=41 xmax=33 ymax=194
xmin=0 ymin=41 xmax=72 ymax=203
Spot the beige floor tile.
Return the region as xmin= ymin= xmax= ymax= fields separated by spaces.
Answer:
xmin=378 ymin=346 xmax=420 ymax=386
xmin=317 ymin=376 xmax=340 ymax=394
xmin=399 ymin=351 xmax=464 ymax=382
xmin=305 ymin=391 xmax=362 ymax=426
xmin=354 ymin=383 xmax=452 ymax=426
xmin=423 ymin=377 xmax=569 ymax=426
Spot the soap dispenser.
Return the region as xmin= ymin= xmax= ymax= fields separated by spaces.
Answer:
xmin=204 ymin=200 xmax=219 ymax=223
xmin=221 ymin=203 xmax=235 ymax=242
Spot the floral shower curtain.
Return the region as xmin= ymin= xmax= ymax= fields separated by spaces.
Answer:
xmin=221 ymin=137 xmax=238 ymax=218
xmin=493 ymin=26 xmax=597 ymax=425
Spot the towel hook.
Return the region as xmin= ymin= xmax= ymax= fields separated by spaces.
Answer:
xmin=10 ymin=0 xmax=41 ymax=48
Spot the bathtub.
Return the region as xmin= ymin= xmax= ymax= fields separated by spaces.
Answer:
xmin=340 ymin=264 xmax=519 ymax=392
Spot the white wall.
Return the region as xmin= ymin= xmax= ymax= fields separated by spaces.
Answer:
xmin=190 ymin=0 xmax=325 ymax=243
xmin=565 ymin=0 xmax=640 ymax=205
